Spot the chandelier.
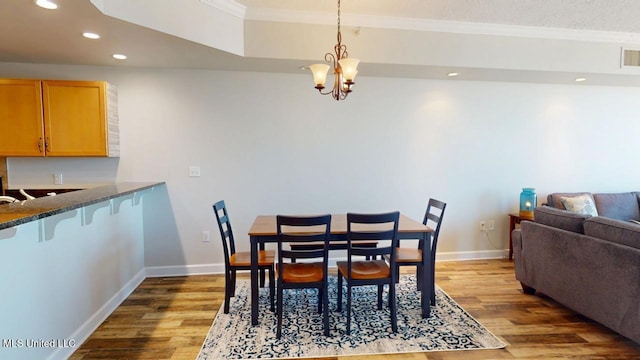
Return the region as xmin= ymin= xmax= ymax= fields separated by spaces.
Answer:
xmin=309 ymin=0 xmax=360 ymax=101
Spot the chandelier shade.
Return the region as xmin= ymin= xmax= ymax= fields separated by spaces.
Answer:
xmin=338 ymin=58 xmax=359 ymax=83
xmin=310 ymin=64 xmax=331 ymax=89
xmin=308 ymin=0 xmax=359 ymax=101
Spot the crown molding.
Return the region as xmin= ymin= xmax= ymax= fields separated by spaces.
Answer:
xmin=243 ymin=6 xmax=640 ymax=45
xmin=199 ymin=0 xmax=246 ymax=18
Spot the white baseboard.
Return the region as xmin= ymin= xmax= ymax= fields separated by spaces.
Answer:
xmin=144 ymin=249 xmax=509 ymax=277
xmin=48 ymin=268 xmax=146 ymax=360
xmin=436 ymin=249 xmax=508 ymax=262
xmin=146 ymin=263 xmax=225 ymax=277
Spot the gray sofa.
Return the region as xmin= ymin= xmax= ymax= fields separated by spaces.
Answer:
xmin=513 ymin=191 xmax=640 ymax=344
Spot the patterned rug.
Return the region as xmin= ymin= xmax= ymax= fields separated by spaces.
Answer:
xmin=197 ymin=275 xmax=507 ymax=359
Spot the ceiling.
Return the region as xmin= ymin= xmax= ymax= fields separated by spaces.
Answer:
xmin=2 ymin=0 xmax=640 ymax=85
xmin=240 ymin=0 xmax=640 ymax=33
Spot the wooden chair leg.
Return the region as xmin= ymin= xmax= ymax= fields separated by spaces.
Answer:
xmin=377 ymin=284 xmax=383 ymax=310
xmin=269 ymin=266 xmax=275 ymax=312
xmin=260 ymin=268 xmax=266 ymax=288
xmin=346 ymin=285 xmax=352 ymax=335
xmin=276 ymin=280 xmax=284 ymax=339
xmin=337 ymin=274 xmax=343 ymax=312
xmin=224 ymin=270 xmax=232 ymax=314
xmin=230 ymin=270 xmax=237 ymax=297
xmin=322 ymin=283 xmax=330 ymax=336
xmin=317 ymin=288 xmax=323 ymax=314
xmin=390 ymin=282 xmax=397 ymax=333
xmin=430 ymin=255 xmax=437 ymax=305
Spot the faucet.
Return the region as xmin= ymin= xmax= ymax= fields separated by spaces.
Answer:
xmin=19 ymin=189 xmax=36 ymax=200
xmin=0 ymin=195 xmax=18 ymax=203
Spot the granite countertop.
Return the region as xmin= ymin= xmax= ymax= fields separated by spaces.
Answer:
xmin=0 ymin=182 xmax=164 ymax=230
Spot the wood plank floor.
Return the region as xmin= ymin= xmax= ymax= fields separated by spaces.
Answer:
xmin=70 ymin=259 xmax=640 ymax=359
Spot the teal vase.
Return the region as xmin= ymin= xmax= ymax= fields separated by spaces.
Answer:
xmin=519 ymin=188 xmax=537 ymax=219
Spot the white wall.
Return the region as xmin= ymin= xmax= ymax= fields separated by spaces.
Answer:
xmin=2 ymin=62 xmax=640 ymax=271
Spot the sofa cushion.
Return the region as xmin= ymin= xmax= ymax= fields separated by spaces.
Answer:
xmin=583 ymin=216 xmax=640 ymax=249
xmin=560 ymin=194 xmax=599 ymax=216
xmin=534 ymin=206 xmax=591 ymax=234
xmin=547 ymin=192 xmax=592 ymax=210
xmin=591 ymin=192 xmax=640 ymax=221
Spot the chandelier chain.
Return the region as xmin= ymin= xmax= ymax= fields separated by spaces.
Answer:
xmin=337 ymin=0 xmax=341 ymax=41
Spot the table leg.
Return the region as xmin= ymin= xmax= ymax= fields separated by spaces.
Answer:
xmin=250 ymin=235 xmax=259 ymax=326
xmin=509 ymin=216 xmax=516 ymax=260
xmin=259 ymin=243 xmax=266 ymax=287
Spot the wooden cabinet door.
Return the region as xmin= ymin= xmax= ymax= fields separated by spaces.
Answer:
xmin=42 ymin=81 xmax=108 ymax=156
xmin=0 ymin=79 xmax=45 ymax=156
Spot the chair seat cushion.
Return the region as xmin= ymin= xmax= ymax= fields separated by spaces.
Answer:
xmin=230 ymin=250 xmax=275 ymax=267
xmin=336 ymin=259 xmax=390 ymax=279
xmin=277 ymin=262 xmax=324 ymax=283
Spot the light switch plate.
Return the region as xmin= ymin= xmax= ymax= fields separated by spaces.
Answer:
xmin=189 ymin=166 xmax=201 ymax=177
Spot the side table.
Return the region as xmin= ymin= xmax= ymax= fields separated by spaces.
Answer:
xmin=508 ymin=213 xmax=533 ymax=260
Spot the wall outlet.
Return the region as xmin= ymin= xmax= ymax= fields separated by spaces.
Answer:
xmin=53 ymin=173 xmax=63 ymax=185
xmin=202 ymin=230 xmax=210 ymax=242
xmin=479 ymin=221 xmax=487 ymax=231
xmin=488 ymin=220 xmax=495 ymax=231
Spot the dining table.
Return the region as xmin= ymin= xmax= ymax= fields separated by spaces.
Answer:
xmin=248 ymin=213 xmax=434 ymax=326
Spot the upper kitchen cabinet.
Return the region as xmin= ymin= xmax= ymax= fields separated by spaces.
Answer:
xmin=0 ymin=79 xmax=119 ymax=157
xmin=0 ymin=79 xmax=44 ymax=156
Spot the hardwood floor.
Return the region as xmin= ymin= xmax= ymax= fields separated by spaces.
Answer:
xmin=70 ymin=259 xmax=640 ymax=359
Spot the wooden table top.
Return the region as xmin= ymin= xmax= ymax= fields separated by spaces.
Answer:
xmin=248 ymin=213 xmax=432 ymax=236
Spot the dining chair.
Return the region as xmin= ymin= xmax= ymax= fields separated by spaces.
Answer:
xmin=387 ymin=198 xmax=446 ymax=306
xmin=213 ymin=200 xmax=275 ymax=314
xmin=336 ymin=211 xmax=400 ymax=335
xmin=276 ymin=214 xmax=332 ymax=338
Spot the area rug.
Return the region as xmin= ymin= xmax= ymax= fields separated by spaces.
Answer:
xmin=197 ymin=275 xmax=507 ymax=359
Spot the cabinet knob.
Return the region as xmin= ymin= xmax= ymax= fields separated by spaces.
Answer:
xmin=45 ymin=137 xmax=50 ymax=152
xmin=38 ymin=137 xmax=43 ymax=152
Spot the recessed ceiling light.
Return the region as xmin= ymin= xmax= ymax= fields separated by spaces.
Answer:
xmin=82 ymin=32 xmax=100 ymax=40
xmin=575 ymin=77 xmax=587 ymax=82
xmin=35 ymin=0 xmax=58 ymax=10
xmin=112 ymin=54 xmax=127 ymax=60
xmin=447 ymin=72 xmax=459 ymax=77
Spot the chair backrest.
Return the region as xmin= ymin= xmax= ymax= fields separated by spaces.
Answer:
xmin=213 ymin=200 xmax=235 ymax=267
xmin=346 ymin=211 xmax=400 ymax=276
xmin=424 ymin=198 xmax=447 ymax=251
xmin=276 ymin=214 xmax=332 ymax=271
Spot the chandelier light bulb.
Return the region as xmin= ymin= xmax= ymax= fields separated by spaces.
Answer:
xmin=309 ymin=64 xmax=331 ymax=89
xmin=338 ymin=58 xmax=360 ymax=83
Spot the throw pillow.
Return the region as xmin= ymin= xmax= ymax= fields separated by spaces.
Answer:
xmin=560 ymin=194 xmax=599 ymax=216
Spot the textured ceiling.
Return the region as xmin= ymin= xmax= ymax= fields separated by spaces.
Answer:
xmin=237 ymin=0 xmax=640 ymax=33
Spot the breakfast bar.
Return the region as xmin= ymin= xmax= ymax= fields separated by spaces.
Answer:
xmin=0 ymin=182 xmax=162 ymax=230
xmin=0 ymin=181 xmax=164 ymax=360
